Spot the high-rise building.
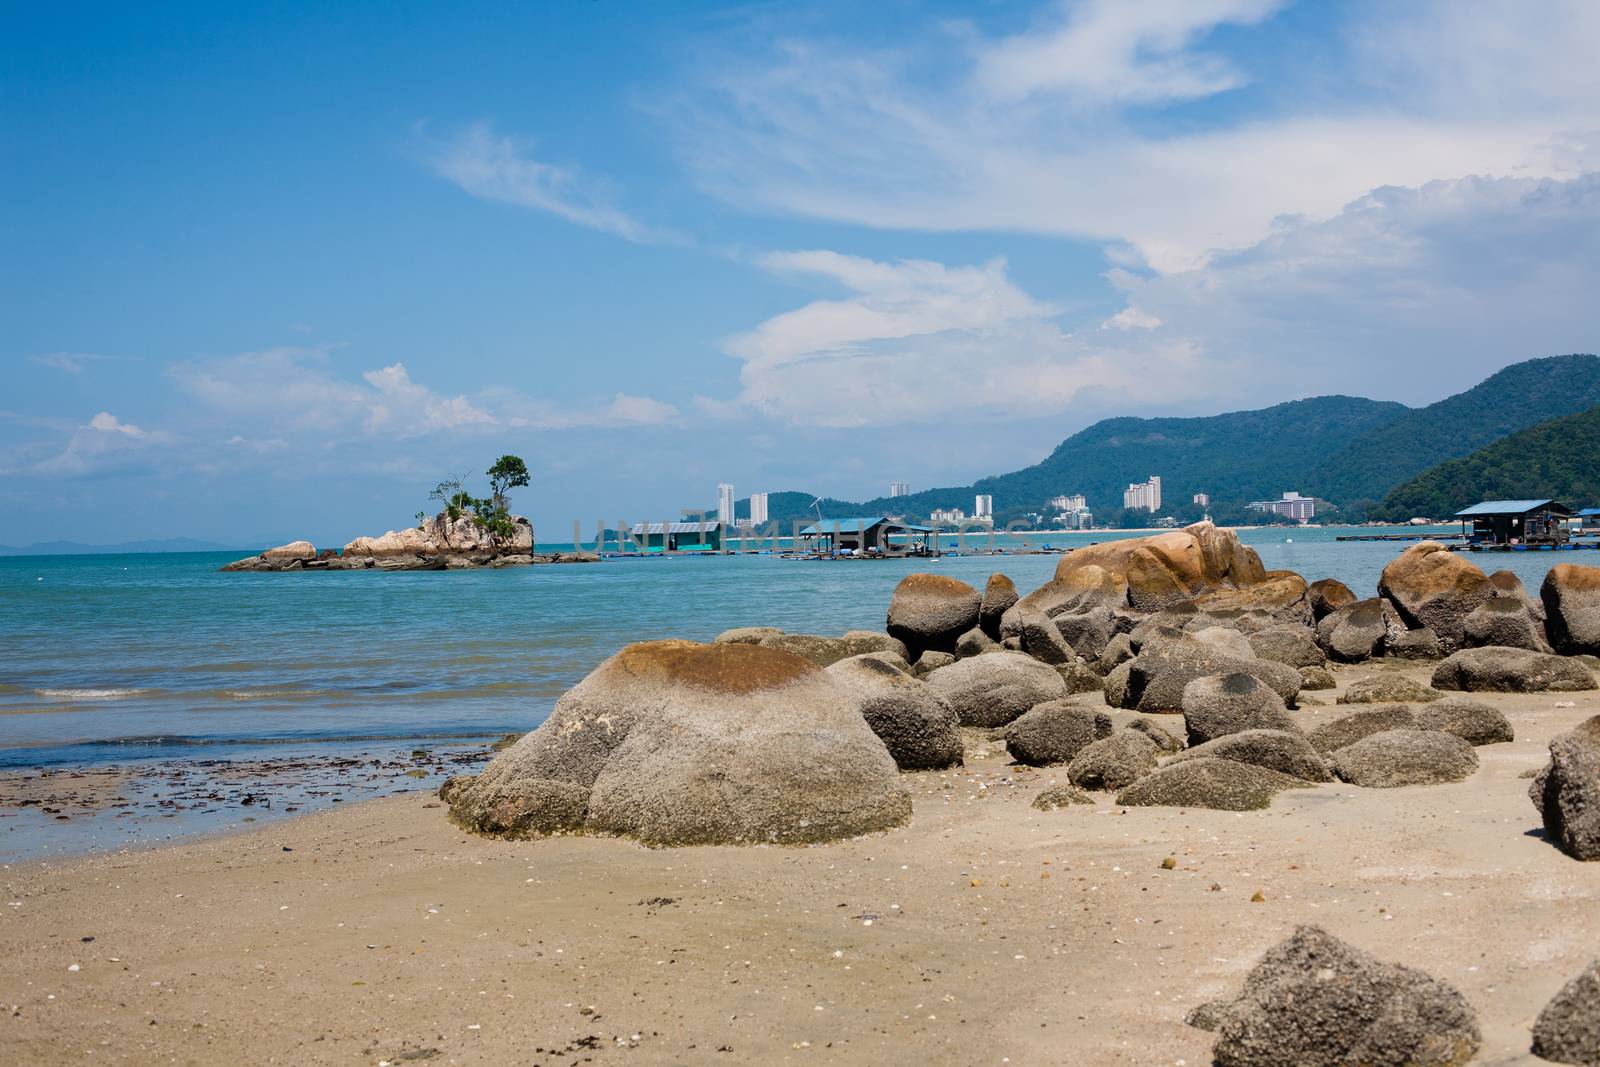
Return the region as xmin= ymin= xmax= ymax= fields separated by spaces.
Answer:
xmin=717 ymin=483 xmax=735 ymax=526
xmin=749 ymin=492 xmax=769 ymax=525
xmin=889 ymin=482 xmax=911 ymax=498
xmin=1047 ymin=493 xmax=1087 ymax=512
xmin=974 ymin=494 xmax=993 ymax=521
xmin=1123 ymin=476 xmax=1161 ymax=512
xmin=1192 ymin=492 xmax=1210 ymax=508
xmin=929 ymin=507 xmax=966 ymax=524
xmin=1248 ymin=491 xmax=1316 ymax=522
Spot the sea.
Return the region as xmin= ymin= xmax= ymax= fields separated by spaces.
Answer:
xmin=0 ymin=525 xmax=1581 ymax=859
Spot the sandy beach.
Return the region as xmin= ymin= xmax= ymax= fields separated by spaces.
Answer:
xmin=2 ymin=659 xmax=1595 ymax=1066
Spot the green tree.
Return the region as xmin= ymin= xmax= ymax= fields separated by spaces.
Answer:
xmin=486 ymin=455 xmax=531 ymax=511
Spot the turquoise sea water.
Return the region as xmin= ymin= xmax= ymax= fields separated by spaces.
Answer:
xmin=0 ymin=526 xmax=1586 ymax=770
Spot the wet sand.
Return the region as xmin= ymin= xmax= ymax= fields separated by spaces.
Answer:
xmin=2 ymin=661 xmax=1596 ymax=1066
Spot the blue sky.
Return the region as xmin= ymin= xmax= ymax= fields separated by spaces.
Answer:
xmin=5 ymin=1 xmax=1599 ymax=546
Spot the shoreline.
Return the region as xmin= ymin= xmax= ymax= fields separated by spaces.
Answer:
xmin=2 ymin=659 xmax=1597 ymax=1064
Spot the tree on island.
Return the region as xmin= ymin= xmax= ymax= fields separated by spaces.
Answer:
xmin=418 ymin=457 xmax=532 ymax=549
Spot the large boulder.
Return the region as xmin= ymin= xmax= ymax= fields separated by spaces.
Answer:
xmin=954 ymin=626 xmax=999 ymax=658
xmin=1308 ymin=577 xmax=1357 ymax=621
xmin=912 ymin=650 xmax=956 ymax=678
xmin=1004 ymin=700 xmax=1112 ymax=766
xmin=1386 ymin=626 xmax=1444 ymax=660
xmin=923 ymin=651 xmax=1068 ymax=728
xmin=1378 ymin=542 xmax=1493 ymax=653
xmin=1308 ymin=706 xmax=1420 ymax=754
xmin=1532 ymin=960 xmax=1600 ymax=1065
xmin=978 ymin=573 xmax=1018 ymax=639
xmin=1189 ymin=571 xmax=1313 ymax=626
xmin=1462 ymin=597 xmax=1551 ymax=652
xmin=1066 ymin=731 xmax=1159 ymax=791
xmin=1249 ymin=626 xmax=1326 ymax=669
xmin=262 ymin=539 xmax=317 ymax=560
xmin=1181 ymin=673 xmax=1301 ymax=747
xmin=1338 ymin=674 xmax=1445 ymax=705
xmin=1316 ymin=599 xmax=1399 ymax=663
xmin=826 ymin=656 xmax=963 ymax=771
xmin=1329 ymin=730 xmax=1479 ymax=788
xmin=714 ymin=626 xmax=785 ymax=645
xmin=1209 ymin=926 xmax=1481 ymax=1067
xmin=1432 ymin=646 xmax=1598 ymax=693
xmin=1544 ymin=563 xmax=1600 ymax=656
xmin=1016 ymin=611 xmax=1076 ymax=665
xmin=1032 ymin=783 xmax=1095 ymax=810
xmin=1053 ymin=607 xmax=1116 ymax=660
xmin=1120 ymin=640 xmax=1301 ymax=713
xmin=1531 ymin=715 xmax=1600 ymax=861
xmin=1117 ymin=756 xmax=1312 ymax=811
xmin=1095 ymin=632 xmax=1136 ymax=675
xmin=1415 ymin=696 xmax=1513 ymax=746
xmin=1189 ymin=625 xmax=1256 ymax=659
xmin=1299 ymin=665 xmax=1337 ymax=691
xmin=886 ymin=574 xmax=982 ymax=658
xmin=758 ymin=632 xmax=909 ymax=667
xmin=1126 ymin=716 xmax=1185 ymax=753
xmin=1169 ymin=729 xmax=1333 ymax=782
xmin=443 ymin=640 xmax=910 ymax=846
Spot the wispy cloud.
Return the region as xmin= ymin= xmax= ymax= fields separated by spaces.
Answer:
xmin=32 ymin=411 xmax=166 ymax=476
xmin=420 ymin=121 xmax=652 ymax=242
xmin=30 ymin=353 xmax=113 ymax=375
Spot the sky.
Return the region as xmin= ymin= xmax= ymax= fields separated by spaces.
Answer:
xmin=4 ymin=0 xmax=1599 ymax=546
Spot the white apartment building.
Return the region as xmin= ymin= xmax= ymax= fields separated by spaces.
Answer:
xmin=889 ymin=482 xmax=911 ymax=498
xmin=1248 ymin=491 xmax=1316 ymax=522
xmin=974 ymin=494 xmax=993 ymax=521
xmin=1123 ymin=475 xmax=1162 ymax=512
xmin=748 ymin=492 xmax=769 ymax=525
xmin=717 ymin=483 xmax=735 ymax=526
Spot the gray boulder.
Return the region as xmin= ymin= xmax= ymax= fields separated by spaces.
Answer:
xmin=757 ymin=633 xmax=868 ymax=667
xmin=1058 ymin=660 xmax=1105 ymax=695
xmin=1249 ymin=626 xmax=1326 ymax=669
xmin=1415 ymin=696 xmax=1513 ymax=746
xmin=1462 ymin=597 xmax=1551 ymax=652
xmin=1432 ymin=646 xmax=1598 ymax=693
xmin=841 ymin=649 xmax=913 ymax=674
xmin=1543 ymin=563 xmax=1600 ymax=656
xmin=1169 ymin=729 xmax=1333 ymax=782
xmin=841 ymin=630 xmax=911 ymax=659
xmin=1308 ymin=706 xmax=1420 ymax=754
xmin=923 ymin=650 xmax=1069 ymax=728
xmin=1066 ymin=731 xmax=1159 ymax=791
xmin=1378 ymin=542 xmax=1494 ymax=653
xmin=1031 ymin=783 xmax=1095 ymax=810
xmin=1126 ymin=716 xmax=1185 ymax=753
xmin=714 ymin=626 xmax=784 ymax=645
xmin=912 ymin=650 xmax=956 ymax=677
xmin=954 ymin=626 xmax=999 ymax=659
xmin=1121 ymin=640 xmax=1301 ymax=713
xmin=1191 ymin=625 xmax=1256 ymax=659
xmin=978 ymin=573 xmax=1018 ymax=639
xmin=886 ymin=573 xmax=982 ymax=657
xmin=1329 ymin=729 xmax=1479 ymax=788
xmin=1338 ymin=674 xmax=1445 ymax=705
xmin=1532 ymin=959 xmax=1600 ymax=1066
xmin=1386 ymin=626 xmax=1444 ymax=660
xmin=1531 ymin=715 xmax=1600 ymax=861
xmin=1004 ymin=700 xmax=1112 ymax=766
xmin=1181 ymin=672 xmax=1301 ymax=747
xmin=1210 ymin=925 xmax=1481 ymax=1067
xmin=1308 ymin=577 xmax=1357 ymax=621
xmin=1054 ymin=607 xmax=1116 ymax=660
xmin=1117 ymin=756 xmax=1312 ymax=810
xmin=1299 ymin=665 xmax=1337 ymax=690
xmin=1102 ymin=659 xmax=1134 ymax=707
xmin=445 ymin=640 xmax=910 ymax=846
xmin=1315 ymin=599 xmax=1396 ymax=663
xmin=1094 ymin=632 xmax=1136 ymax=675
xmin=827 ymin=655 xmax=964 ymax=771
xmin=1017 ymin=611 xmax=1076 ymax=665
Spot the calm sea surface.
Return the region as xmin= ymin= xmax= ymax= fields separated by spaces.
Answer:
xmin=0 ymin=527 xmax=1584 ymax=769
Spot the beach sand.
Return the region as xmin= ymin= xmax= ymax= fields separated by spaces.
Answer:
xmin=3 ymin=661 xmax=1596 ymax=1066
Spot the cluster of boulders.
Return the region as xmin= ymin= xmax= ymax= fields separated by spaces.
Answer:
xmin=1192 ymin=926 xmax=1600 ymax=1067
xmin=222 ymin=510 xmax=597 ymax=571
xmin=440 ymin=521 xmax=1600 ymax=847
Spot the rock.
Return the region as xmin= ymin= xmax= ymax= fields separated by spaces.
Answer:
xmin=1017 ymin=611 xmax=1076 ymax=665
xmin=1094 ymin=632 xmax=1136 ymax=674
xmin=1116 ymin=756 xmax=1312 ymax=810
xmin=912 ymin=650 xmax=956 ymax=678
xmin=1432 ymin=646 xmax=1598 ymax=693
xmin=954 ymin=626 xmax=999 ymax=658
xmin=1329 ymin=729 xmax=1479 ymax=788
xmin=1031 ymin=784 xmax=1094 ymax=810
xmin=1315 ymin=599 xmax=1396 ymax=663
xmin=1169 ymin=729 xmax=1333 ymax=782
xmin=1531 ymin=715 xmax=1600 ymax=861
xmin=1308 ymin=577 xmax=1357 ymax=621
xmin=1057 ymin=660 xmax=1105 ymax=695
xmin=1299 ymin=665 xmax=1337 ymax=690
xmin=923 ymin=651 xmax=1069 ymax=728
xmin=839 ymin=650 xmax=913 ymax=675
xmin=1543 ymin=563 xmax=1600 ymax=656
xmin=262 ymin=539 xmax=317 ymax=560
xmin=756 ymin=634 xmax=856 ymax=667
xmin=886 ymin=574 xmax=982 ymax=658
xmin=1187 ymin=1000 xmax=1230 ymax=1032
xmin=1181 ymin=673 xmax=1301 ymax=747
xmin=1004 ymin=700 xmax=1112 ymax=766
xmin=1053 ymin=607 xmax=1115 ymax=660
xmin=1308 ymin=706 xmax=1420 ymax=754
xmin=445 ymin=640 xmax=910 ymax=845
xmin=345 ymin=509 xmax=534 ymax=559
xmin=1190 ymin=625 xmax=1256 ymax=659
xmin=1386 ymin=626 xmax=1444 ymax=660
xmin=1338 ymin=674 xmax=1445 ymax=705
xmin=1532 ymin=960 xmax=1600 ymax=1065
xmin=1249 ymin=626 xmax=1326 ymax=669
xmin=1415 ymin=697 xmax=1513 ymax=746
xmin=1126 ymin=717 xmax=1185 ymax=753
xmin=978 ymin=574 xmax=1018 ymax=639
xmin=1210 ymin=925 xmax=1481 ymax=1067
xmin=1103 ymin=660 xmax=1134 ymax=708
xmin=1488 ymin=568 xmax=1546 ymax=619
xmin=1190 ymin=571 xmax=1313 ymax=626
xmin=1066 ymin=730 xmax=1159 ymax=790
xmin=1378 ymin=542 xmax=1493 ymax=652
xmin=1121 ymin=640 xmax=1302 ymax=713
xmin=826 ymin=655 xmax=964 ymax=771
xmin=1463 ymin=597 xmax=1551 ymax=652
xmin=841 ymin=631 xmax=912 ymax=659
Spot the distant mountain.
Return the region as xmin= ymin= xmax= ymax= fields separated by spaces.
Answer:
xmin=1375 ymin=404 xmax=1600 ymax=520
xmin=0 ymin=537 xmax=252 ymax=557
xmin=1313 ymin=354 xmax=1600 ymax=505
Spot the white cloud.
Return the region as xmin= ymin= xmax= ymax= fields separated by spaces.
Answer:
xmin=359 ymin=363 xmax=496 ymax=434
xmin=421 ymin=121 xmax=649 ymax=241
xmin=86 ymin=412 xmax=147 ymax=438
xmin=34 ymin=412 xmax=164 ymax=476
xmin=29 ymin=353 xmax=105 ymax=376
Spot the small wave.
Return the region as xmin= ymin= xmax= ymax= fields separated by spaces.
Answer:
xmin=220 ymin=688 xmax=318 ymax=701
xmin=34 ymin=687 xmax=146 ymax=701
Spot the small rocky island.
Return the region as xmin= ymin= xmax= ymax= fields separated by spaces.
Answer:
xmin=222 ymin=454 xmax=597 ymax=572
